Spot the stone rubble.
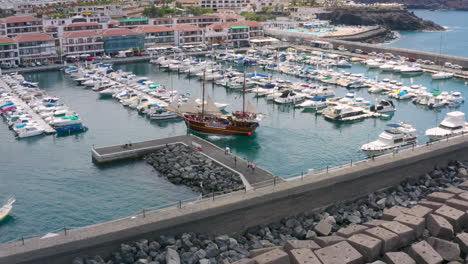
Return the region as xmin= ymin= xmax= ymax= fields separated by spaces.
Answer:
xmin=75 ymin=161 xmax=468 ymax=264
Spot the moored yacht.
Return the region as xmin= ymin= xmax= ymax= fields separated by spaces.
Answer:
xmin=361 ymin=122 xmax=417 ymax=157
xmin=425 ymin=111 xmax=468 ymax=141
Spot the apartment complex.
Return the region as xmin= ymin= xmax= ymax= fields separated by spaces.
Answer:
xmin=13 ymin=33 xmax=57 ymax=64
xmin=0 ymin=16 xmax=44 ymax=38
xmin=200 ymin=0 xmax=251 ymax=10
xmin=61 ymin=30 xmax=104 ymax=57
xmin=134 ymin=26 xmax=175 ymax=48
xmin=205 ymin=20 xmax=264 ymax=46
xmin=0 ymin=37 xmax=19 ymax=67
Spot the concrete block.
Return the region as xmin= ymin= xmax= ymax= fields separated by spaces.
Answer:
xmin=427 ymin=192 xmax=455 ymax=203
xmin=446 ymin=198 xmax=468 ymax=211
xmin=284 ymin=240 xmax=321 ymax=252
xmin=426 ymin=236 xmax=461 ymax=261
xmin=336 ymin=224 xmax=368 ymax=238
xmin=232 ymin=259 xmax=256 ymax=264
xmin=347 ymin=234 xmax=382 ymax=262
xmin=288 ymin=248 xmax=322 ymax=264
xmin=253 ymin=248 xmax=290 ymax=264
xmin=382 ymin=206 xmax=410 ymax=220
xmin=368 ymin=261 xmax=385 ymax=264
xmin=314 ymin=217 xmax=334 ymax=236
xmin=408 ymin=240 xmax=443 ymax=264
xmin=383 ymin=252 xmax=416 ymax=264
xmin=394 ymin=214 xmax=425 ymax=238
xmin=434 ymin=205 xmax=465 ymax=232
xmin=362 ymin=220 xmax=391 ymax=228
xmin=405 ymin=205 xmax=433 ymax=218
xmin=443 ymin=186 xmax=466 ymax=194
xmin=364 ymin=227 xmax=400 ymax=253
xmin=455 ymin=232 xmax=468 ymax=254
xmin=457 ymin=180 xmax=468 ymax=190
xmin=426 ymin=213 xmax=454 ymax=240
xmin=457 ymin=191 xmax=468 ymax=202
xmin=314 ymin=236 xmax=345 ymax=247
xmin=250 ymin=246 xmax=284 ymax=258
xmin=418 ymin=200 xmax=444 ymax=211
xmin=315 ymin=241 xmax=363 ymax=264
xmin=381 ymin=221 xmax=414 ymax=247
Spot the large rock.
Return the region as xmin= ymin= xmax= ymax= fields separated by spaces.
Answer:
xmin=446 ymin=198 xmax=468 ymax=211
xmin=364 ymin=227 xmax=399 ymax=253
xmin=249 ymin=246 xmax=283 ymax=258
xmin=347 ymin=234 xmax=382 ymax=262
xmin=315 ymin=241 xmax=364 ymax=264
xmin=166 ymin=248 xmax=181 ymax=264
xmin=288 ymin=248 xmax=322 ymax=264
xmin=253 ymin=248 xmax=290 ymax=264
xmin=405 ymin=205 xmax=432 ymax=218
xmin=426 ymin=214 xmax=454 ymax=240
xmin=362 ymin=220 xmax=391 ymax=228
xmin=408 ymin=240 xmax=443 ymax=264
xmin=427 ymin=192 xmax=455 ymax=203
xmin=426 ymin=236 xmax=461 ymax=261
xmin=383 ymin=252 xmax=416 ymax=264
xmin=418 ymin=201 xmax=444 ymax=211
xmin=382 ymin=206 xmax=410 ymax=221
xmin=314 ymin=216 xmax=335 ymax=236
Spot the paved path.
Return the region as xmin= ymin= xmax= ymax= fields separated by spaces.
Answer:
xmin=93 ymin=134 xmax=278 ymax=187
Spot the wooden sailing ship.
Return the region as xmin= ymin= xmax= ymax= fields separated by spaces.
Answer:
xmin=175 ymin=72 xmax=261 ymax=136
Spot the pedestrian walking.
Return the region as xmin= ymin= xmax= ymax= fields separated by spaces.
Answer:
xmin=252 ymin=163 xmax=256 ymax=171
xmin=234 ymin=156 xmax=237 ymax=166
xmin=247 ymin=161 xmax=251 ymax=168
xmin=225 ymin=146 xmax=230 ymax=155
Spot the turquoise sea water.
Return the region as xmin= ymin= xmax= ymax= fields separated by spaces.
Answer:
xmin=1 ymin=10 xmax=468 ymax=243
xmin=387 ymin=10 xmax=468 ymax=57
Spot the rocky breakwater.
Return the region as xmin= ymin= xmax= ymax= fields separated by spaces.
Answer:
xmin=144 ymin=144 xmax=243 ymax=195
xmin=327 ymin=8 xmax=445 ymax=31
xmin=76 ymin=161 xmax=468 ymax=264
xmin=356 ymin=0 xmax=468 ymax=11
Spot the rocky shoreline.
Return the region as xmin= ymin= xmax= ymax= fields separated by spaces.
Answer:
xmin=356 ymin=0 xmax=468 ymax=11
xmin=144 ymin=144 xmax=244 ymax=195
xmin=74 ymin=160 xmax=468 ymax=264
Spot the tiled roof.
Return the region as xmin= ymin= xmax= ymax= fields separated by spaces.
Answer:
xmin=134 ymin=25 xmax=174 ymax=34
xmin=101 ymin=28 xmax=140 ymax=36
xmin=207 ymin=20 xmax=263 ymax=29
xmin=210 ymin=13 xmax=243 ymax=20
xmin=62 ymin=30 xmax=101 ymax=38
xmin=0 ymin=37 xmax=16 ymax=45
xmin=4 ymin=16 xmax=41 ymax=24
xmin=65 ymin=23 xmax=100 ymax=28
xmin=13 ymin=33 xmax=54 ymax=43
xmin=108 ymin=20 xmax=119 ymax=24
xmin=171 ymin=25 xmax=201 ymax=31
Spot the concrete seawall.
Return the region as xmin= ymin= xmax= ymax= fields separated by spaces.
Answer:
xmin=3 ymin=136 xmax=468 ymax=263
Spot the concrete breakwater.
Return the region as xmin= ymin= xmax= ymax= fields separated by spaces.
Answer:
xmin=145 ymin=144 xmax=244 ymax=195
xmin=4 ymin=134 xmax=468 ymax=263
xmin=73 ymin=161 xmax=468 ymax=264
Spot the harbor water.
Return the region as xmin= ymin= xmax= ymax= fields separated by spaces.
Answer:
xmin=1 ymin=10 xmax=468 ymax=244
xmin=387 ymin=9 xmax=468 ymax=57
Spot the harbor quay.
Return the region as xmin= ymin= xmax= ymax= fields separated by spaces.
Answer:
xmin=3 ymin=132 xmax=468 ymax=263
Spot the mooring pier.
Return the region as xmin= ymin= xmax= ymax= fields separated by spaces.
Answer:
xmin=92 ymin=134 xmax=278 ymax=188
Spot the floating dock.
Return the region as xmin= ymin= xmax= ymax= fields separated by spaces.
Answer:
xmin=92 ymin=134 xmax=277 ymax=187
xmin=0 ymin=79 xmax=56 ymax=134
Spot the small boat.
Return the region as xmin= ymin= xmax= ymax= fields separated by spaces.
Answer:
xmin=337 ymin=60 xmax=352 ymax=68
xmin=322 ymin=104 xmax=369 ymax=121
xmin=296 ymin=96 xmax=327 ymax=109
xmin=0 ymin=196 xmax=15 ymax=221
xmin=55 ymin=124 xmax=88 ymax=134
xmin=16 ymin=125 xmax=44 ymax=138
xmin=369 ymin=99 xmax=396 ymax=113
xmin=425 ymin=111 xmax=468 ymax=141
xmin=432 ymin=71 xmax=454 ymax=80
xmin=361 ymin=123 xmax=417 ymax=157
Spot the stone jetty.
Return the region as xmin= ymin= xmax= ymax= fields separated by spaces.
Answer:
xmin=145 ymin=144 xmax=244 ymax=195
xmin=75 ymin=160 xmax=468 ymax=264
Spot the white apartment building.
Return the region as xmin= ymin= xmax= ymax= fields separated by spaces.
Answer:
xmin=0 ymin=37 xmax=19 ymax=67
xmin=13 ymin=33 xmax=57 ymax=64
xmin=60 ymin=30 xmax=104 ymax=57
xmin=200 ymin=0 xmax=251 ymax=10
xmin=134 ymin=26 xmax=175 ymax=48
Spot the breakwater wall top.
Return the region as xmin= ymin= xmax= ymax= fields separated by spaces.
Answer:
xmin=266 ymin=29 xmax=468 ymax=69
xmin=3 ymin=133 xmax=468 ymax=263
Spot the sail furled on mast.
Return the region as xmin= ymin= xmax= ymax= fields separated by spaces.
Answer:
xmin=203 ymin=96 xmax=222 ymax=116
xmin=246 ymin=101 xmax=258 ymax=114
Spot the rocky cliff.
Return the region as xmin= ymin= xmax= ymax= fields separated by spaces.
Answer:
xmin=356 ymin=0 xmax=468 ymax=11
xmin=327 ymin=9 xmax=445 ymax=31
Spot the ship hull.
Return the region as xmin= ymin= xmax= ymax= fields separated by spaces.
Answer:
xmin=184 ymin=118 xmax=257 ymax=136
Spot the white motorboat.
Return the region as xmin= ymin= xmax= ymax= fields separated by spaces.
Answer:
xmin=49 ymin=116 xmax=81 ymax=127
xmin=361 ymin=122 xmax=417 ymax=157
xmin=322 ymin=104 xmax=369 ymax=121
xmin=425 ymin=111 xmax=468 ymax=141
xmin=432 ymin=71 xmax=454 ymax=80
xmin=0 ymin=196 xmax=15 ymax=221
xmin=400 ymin=66 xmax=423 ymax=75
xmin=16 ymin=125 xmax=44 ymax=138
xmin=296 ymin=96 xmax=328 ymax=109
xmin=274 ymin=90 xmax=306 ymax=104
xmin=369 ymin=100 xmax=396 ymax=113
xmin=149 ymin=107 xmax=179 ymax=120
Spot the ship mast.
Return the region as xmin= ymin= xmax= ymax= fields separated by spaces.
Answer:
xmin=201 ymin=70 xmax=206 ymax=117
xmin=242 ymin=71 xmax=246 ymax=115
